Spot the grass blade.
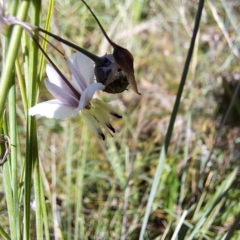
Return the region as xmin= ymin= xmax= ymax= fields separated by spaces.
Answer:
xmin=139 ymin=0 xmax=205 ymax=238
xmin=0 ymin=1 xmax=30 ymax=117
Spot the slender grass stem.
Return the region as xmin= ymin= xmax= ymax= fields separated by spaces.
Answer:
xmin=37 ymin=0 xmax=55 ymax=84
xmin=16 ymin=58 xmax=28 ymax=115
xmin=1 ymin=2 xmax=24 ymax=240
xmin=139 ymin=0 xmax=205 ymax=238
xmin=37 ymin=2 xmax=55 ymax=239
xmin=0 ymin=225 xmax=10 ymax=240
xmin=24 ymin=1 xmax=42 ymax=239
xmin=32 ymin=0 xmax=44 ymax=236
xmin=223 ymin=212 xmax=240 ymax=240
xmin=0 ymin=1 xmax=30 ymax=118
xmin=74 ymin=126 xmax=88 ymax=240
xmin=164 ymin=0 xmax=205 ymax=153
xmin=9 ymin=82 xmax=21 ymax=239
xmin=2 ymin=114 xmax=16 ymax=240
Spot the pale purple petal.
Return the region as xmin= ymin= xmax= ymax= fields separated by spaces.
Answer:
xmin=29 ymin=99 xmax=76 ymax=119
xmin=45 ymin=80 xmax=79 ymax=107
xmin=46 ymin=65 xmax=78 ymax=97
xmin=71 ymin=76 xmax=82 ymax=94
xmin=65 ymin=58 xmax=87 ymax=91
xmin=75 ymin=83 xmax=105 ymax=114
xmin=72 ymin=52 xmax=94 ymax=85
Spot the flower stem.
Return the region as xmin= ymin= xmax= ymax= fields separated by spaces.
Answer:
xmin=8 ymin=81 xmax=21 ymax=239
xmin=36 ymin=27 xmax=104 ymax=65
xmin=0 ymin=1 xmax=30 ymax=118
xmin=139 ymin=0 xmax=205 ymax=238
xmin=24 ymin=0 xmax=42 ymax=239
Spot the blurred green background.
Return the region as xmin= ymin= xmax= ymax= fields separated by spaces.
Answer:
xmin=1 ymin=0 xmax=240 ymax=239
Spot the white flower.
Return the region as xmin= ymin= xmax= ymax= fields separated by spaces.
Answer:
xmin=29 ymin=52 xmax=122 ymax=140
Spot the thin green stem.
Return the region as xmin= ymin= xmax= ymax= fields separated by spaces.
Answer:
xmin=24 ymin=0 xmax=42 ymax=238
xmin=40 ymin=179 xmax=50 ymax=240
xmin=32 ymin=0 xmax=43 ymax=238
xmin=0 ymin=225 xmax=11 ymax=240
xmin=16 ymin=58 xmax=28 ymax=115
xmin=81 ymin=0 xmax=116 ymax=47
xmin=139 ymin=0 xmax=205 ymax=238
xmin=36 ymin=27 xmax=103 ymax=65
xmin=38 ymin=2 xmax=55 ymax=239
xmin=1 ymin=2 xmax=22 ymax=239
xmin=66 ymin=125 xmax=73 ymax=240
xmin=164 ymin=0 xmax=205 ymax=152
xmin=2 ymin=113 xmax=16 ymax=239
xmin=37 ymin=0 xmax=55 ymax=84
xmin=223 ymin=212 xmax=240 ymax=240
xmin=33 ymin=128 xmax=42 ymax=240
xmin=0 ymin=1 xmax=30 ymax=118
xmin=74 ymin=128 xmax=88 ymax=240
xmin=9 ymin=82 xmax=21 ymax=239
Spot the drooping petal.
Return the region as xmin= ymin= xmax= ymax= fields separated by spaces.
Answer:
xmin=75 ymin=83 xmax=105 ymax=114
xmin=46 ymin=65 xmax=78 ymax=97
xmin=45 ymin=80 xmax=79 ymax=107
xmin=29 ymin=99 xmax=76 ymax=119
xmin=72 ymin=52 xmax=94 ymax=85
xmin=65 ymin=57 xmax=87 ymax=92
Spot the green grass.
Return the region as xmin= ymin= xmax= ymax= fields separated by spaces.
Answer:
xmin=1 ymin=0 xmax=240 ymax=239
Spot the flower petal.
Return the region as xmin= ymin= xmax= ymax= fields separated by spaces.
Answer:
xmin=75 ymin=83 xmax=105 ymax=113
xmin=29 ymin=99 xmax=75 ymax=119
xmin=71 ymin=76 xmax=83 ymax=94
xmin=65 ymin=57 xmax=87 ymax=92
xmin=72 ymin=52 xmax=94 ymax=85
xmin=45 ymin=79 xmax=79 ymax=107
xmin=46 ymin=65 xmax=78 ymax=97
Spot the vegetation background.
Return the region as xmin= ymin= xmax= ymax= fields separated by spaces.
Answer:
xmin=0 ymin=0 xmax=240 ymax=239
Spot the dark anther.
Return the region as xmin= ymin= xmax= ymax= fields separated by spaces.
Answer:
xmin=106 ymin=122 xmax=115 ymax=133
xmin=110 ymin=112 xmax=122 ymax=119
xmin=97 ymin=129 xmax=105 ymax=140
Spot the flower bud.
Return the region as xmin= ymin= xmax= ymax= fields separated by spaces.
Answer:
xmin=94 ymin=54 xmax=130 ymax=94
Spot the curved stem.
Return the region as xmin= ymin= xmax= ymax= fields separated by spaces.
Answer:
xmin=139 ymin=0 xmax=205 ymax=238
xmin=36 ymin=27 xmax=104 ymax=65
xmin=81 ymin=0 xmax=117 ymax=48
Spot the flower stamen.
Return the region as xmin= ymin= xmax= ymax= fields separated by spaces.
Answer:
xmin=97 ymin=129 xmax=105 ymax=141
xmin=106 ymin=122 xmax=115 ymax=133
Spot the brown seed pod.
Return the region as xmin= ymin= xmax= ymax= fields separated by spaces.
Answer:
xmin=82 ymin=0 xmax=140 ymax=95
